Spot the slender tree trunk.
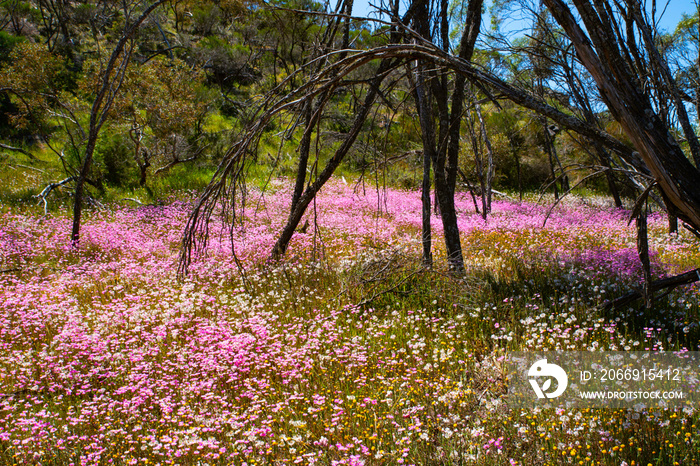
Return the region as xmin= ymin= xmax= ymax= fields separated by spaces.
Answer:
xmin=415 ymin=63 xmax=464 ymax=271
xmin=291 ymin=0 xmax=353 ymax=213
xmin=410 ymin=0 xmax=468 ymax=272
xmin=465 ymin=100 xmax=487 ymax=219
xmin=415 ymin=64 xmax=437 ymax=265
xmin=696 ymin=53 xmax=700 ymax=144
xmin=550 ymin=133 xmax=568 ymax=193
xmin=458 ymin=168 xmax=481 ymax=214
xmin=71 ymin=0 xmax=166 ymax=245
xmin=139 ymin=163 xmax=149 ymax=186
xmin=421 ymin=148 xmax=432 ymax=267
xmin=71 ymin=138 xmax=96 ymax=244
xmin=292 ymin=102 xmax=313 ymax=211
xmin=342 ymin=0 xmax=354 ymax=52
xmin=596 ymin=144 xmax=623 ymax=208
xmin=446 ymin=0 xmax=483 ymax=196
xmin=540 ymin=117 xmax=566 ymax=199
xmin=636 ymin=207 xmax=652 ymax=309
xmin=669 ymin=213 xmax=678 ymax=234
xmin=474 ymin=101 xmax=494 ymax=213
xmin=513 ymin=146 xmax=523 ymax=201
xmin=270 ymin=60 xmax=393 ymax=259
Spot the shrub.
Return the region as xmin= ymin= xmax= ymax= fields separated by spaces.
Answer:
xmin=94 ymin=133 xmax=137 ymax=186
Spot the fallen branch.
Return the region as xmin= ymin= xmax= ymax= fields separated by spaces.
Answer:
xmin=154 ymin=147 xmax=205 ymax=176
xmin=120 ymin=197 xmax=143 ymax=205
xmin=0 ymin=389 xmax=36 ymax=399
xmin=601 ymin=268 xmax=700 ymax=311
xmin=491 ymin=189 xmax=514 ymax=200
xmin=683 ymin=222 xmax=700 ymax=240
xmin=0 ymin=142 xmax=36 ymax=160
xmin=0 ymin=267 xmax=20 ymax=274
xmin=355 ymin=267 xmax=423 ymax=308
xmin=34 ymin=176 xmax=76 ymax=215
xmin=15 ymin=164 xmax=45 ymax=173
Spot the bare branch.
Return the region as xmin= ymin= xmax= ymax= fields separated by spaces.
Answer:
xmin=35 ymin=176 xmax=76 ymax=215
xmin=0 ymin=143 xmax=37 ymax=160
xmin=153 ymin=153 xmax=201 ymax=175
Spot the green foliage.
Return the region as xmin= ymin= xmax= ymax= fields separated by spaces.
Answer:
xmin=0 ymin=31 xmax=25 ymax=138
xmin=0 ymin=30 xmax=23 ymax=63
xmin=674 ymin=12 xmax=698 ymax=39
xmin=94 ymin=133 xmax=137 ymax=186
xmin=148 ymin=163 xmax=216 ymax=194
xmin=72 ymin=3 xmax=98 ymax=26
xmin=0 ymin=0 xmax=649 ymax=212
xmin=0 ymin=42 xmax=69 ymax=134
xmin=192 ymin=3 xmax=223 ymax=35
xmin=195 ymin=35 xmax=259 ymax=88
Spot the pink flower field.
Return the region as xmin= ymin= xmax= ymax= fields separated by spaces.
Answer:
xmin=1 ymin=180 xmax=699 ymax=465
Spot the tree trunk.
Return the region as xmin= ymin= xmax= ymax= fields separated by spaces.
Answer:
xmin=71 ymin=0 xmax=166 ymax=245
xmin=595 ymin=144 xmax=622 ymax=208
xmin=669 ymin=213 xmax=678 ymax=235
xmin=415 ymin=64 xmax=437 ymax=265
xmin=270 ymin=60 xmax=393 ymax=259
xmin=292 ymin=0 xmax=354 ymax=212
xmin=421 ymin=148 xmax=432 ymax=267
xmin=465 ymin=96 xmax=488 ymax=219
xmin=474 ymin=101 xmax=494 ymax=213
xmin=410 ymin=0 xmax=472 ymax=272
xmin=446 ymin=0 xmax=483 ymax=196
xmin=71 ymin=138 xmax=96 ymax=244
xmin=542 ymin=122 xmax=559 ymax=200
xmin=513 ymin=146 xmax=523 ymax=201
xmin=629 ymin=2 xmax=700 ymax=168
xmin=433 ymin=169 xmax=465 ymax=272
xmin=138 ymin=155 xmax=150 ymax=186
xmin=636 ymin=207 xmax=652 ymax=309
xmin=292 ymin=102 xmax=313 ymax=211
xmin=542 ymin=0 xmax=700 ymax=232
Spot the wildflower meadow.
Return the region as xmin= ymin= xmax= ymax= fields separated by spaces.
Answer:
xmin=1 ymin=180 xmax=699 ymax=465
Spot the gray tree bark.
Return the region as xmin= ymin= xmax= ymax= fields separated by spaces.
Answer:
xmin=541 ymin=0 xmax=700 ymax=231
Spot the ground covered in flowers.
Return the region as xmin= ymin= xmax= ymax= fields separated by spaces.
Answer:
xmin=1 ymin=180 xmax=699 ymax=465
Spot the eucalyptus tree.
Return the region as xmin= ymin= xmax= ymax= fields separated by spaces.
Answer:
xmin=669 ymin=7 xmax=700 ymax=129
xmin=180 ymin=0 xmax=488 ymax=274
xmin=59 ymin=0 xmax=168 ymax=244
xmin=410 ymin=0 xmax=483 ymax=270
xmin=182 ymin=0 xmax=700 ymax=296
xmin=541 ymin=0 xmax=700 ymax=234
xmin=533 ymin=0 xmax=700 ymax=305
xmin=182 ymin=0 xmax=616 ymax=271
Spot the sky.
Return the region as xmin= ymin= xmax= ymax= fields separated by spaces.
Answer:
xmin=655 ymin=0 xmax=697 ymax=32
xmin=351 ymin=0 xmax=698 ymax=35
